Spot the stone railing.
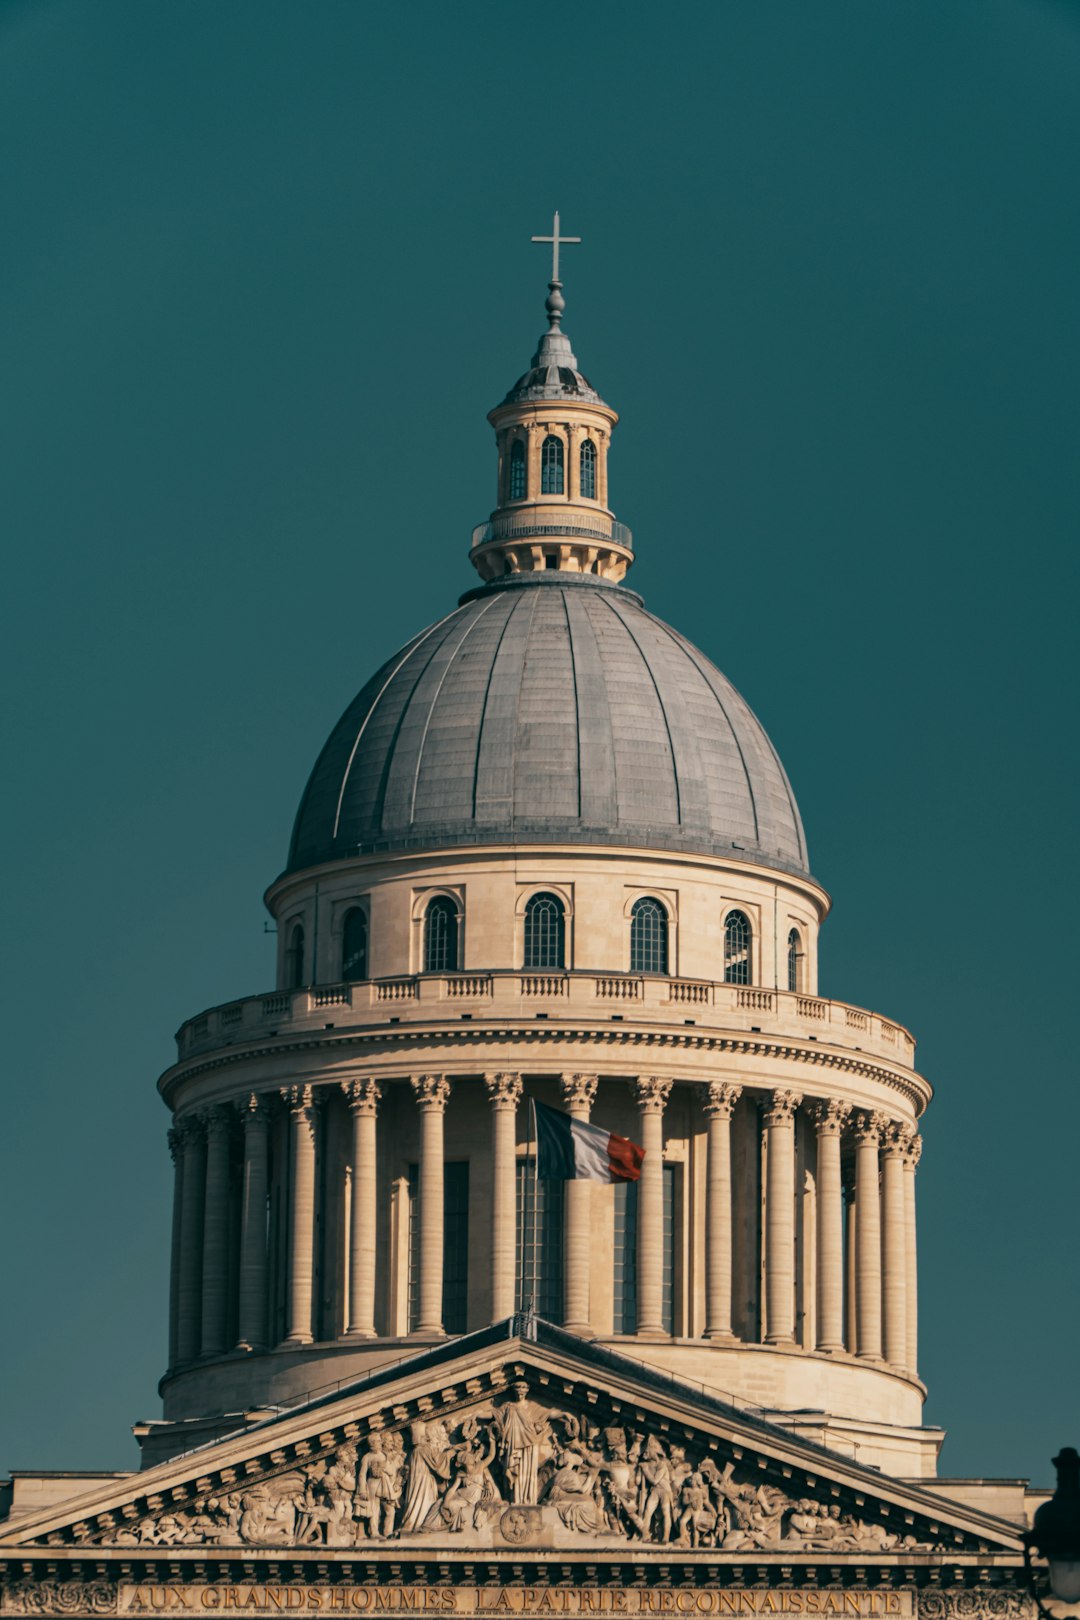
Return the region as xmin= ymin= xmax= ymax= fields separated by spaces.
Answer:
xmin=174 ymin=972 xmax=917 ymax=1069
xmin=471 ymin=515 xmax=634 ymax=551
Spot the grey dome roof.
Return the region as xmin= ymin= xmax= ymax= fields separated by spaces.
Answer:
xmin=502 ymin=325 xmax=604 ymax=406
xmin=287 ymin=575 xmax=809 ymax=877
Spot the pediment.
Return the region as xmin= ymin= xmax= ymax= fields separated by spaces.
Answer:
xmin=0 ymin=1324 xmax=1022 ymax=1560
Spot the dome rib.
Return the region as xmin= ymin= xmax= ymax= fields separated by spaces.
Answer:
xmin=286 ymin=575 xmax=810 ymax=878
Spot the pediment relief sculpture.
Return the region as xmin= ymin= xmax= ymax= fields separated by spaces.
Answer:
xmin=64 ymin=1382 xmax=940 ymax=1555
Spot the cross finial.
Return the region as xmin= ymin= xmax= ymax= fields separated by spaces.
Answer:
xmin=531 ymin=210 xmax=581 ymax=330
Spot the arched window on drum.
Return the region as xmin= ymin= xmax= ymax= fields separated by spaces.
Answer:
xmin=523 ymin=892 xmax=565 ymax=970
xmin=723 ymin=910 xmax=752 ymax=985
xmin=341 ymin=908 xmax=368 ymax=982
xmin=787 ymin=927 xmax=803 ymax=993
xmin=630 ymin=896 xmax=669 ymax=975
xmin=540 ymin=435 xmax=564 ymax=495
xmin=285 ymin=922 xmax=305 ymax=989
xmin=423 ymin=896 xmax=459 ymax=974
xmin=509 ymin=438 xmax=526 ymax=500
xmin=579 ymin=437 xmax=597 ymax=500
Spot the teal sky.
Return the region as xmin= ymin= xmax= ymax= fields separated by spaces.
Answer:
xmin=1 ymin=0 xmax=1077 ymax=1486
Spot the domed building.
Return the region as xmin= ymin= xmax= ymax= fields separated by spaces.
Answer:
xmin=0 ymin=231 xmax=1038 ymax=1618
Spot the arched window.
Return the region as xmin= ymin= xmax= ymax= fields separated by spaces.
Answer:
xmin=540 ymin=435 xmax=564 ymax=495
xmin=787 ymin=928 xmax=803 ymax=994
xmin=342 ymin=907 xmax=368 ymax=982
xmin=523 ymin=891 xmax=565 ymax=969
xmin=424 ymin=896 xmax=459 ymax=973
xmin=630 ymin=896 xmax=669 ymax=975
xmin=285 ymin=922 xmax=305 ymax=989
xmin=509 ymin=438 xmax=526 ymax=500
xmin=723 ymin=910 xmax=751 ymax=985
xmin=579 ymin=438 xmax=597 ymax=500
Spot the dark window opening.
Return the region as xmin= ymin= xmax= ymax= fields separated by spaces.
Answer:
xmin=580 ymin=438 xmax=597 ymax=499
xmin=630 ymin=895 xmax=669 ymax=974
xmin=541 ymin=435 xmax=564 ymax=495
xmin=407 ymin=1160 xmax=469 ymax=1334
xmin=509 ymin=438 xmax=526 ymax=500
xmin=523 ymin=892 xmax=565 ymax=969
xmin=342 ymin=907 xmax=368 ymax=982
xmin=285 ymin=923 xmax=305 ymax=989
xmin=787 ymin=928 xmax=803 ymax=993
xmin=423 ymin=895 xmax=459 ymax=973
xmin=723 ymin=910 xmax=752 ymax=985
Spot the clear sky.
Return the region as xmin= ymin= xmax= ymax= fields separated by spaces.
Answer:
xmin=1 ymin=0 xmax=1077 ymax=1487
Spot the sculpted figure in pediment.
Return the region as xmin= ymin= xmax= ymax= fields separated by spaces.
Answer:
xmin=355 ymin=1430 xmax=405 ymax=1540
xmin=493 ymin=1381 xmax=556 ymax=1506
xmin=399 ymin=1420 xmax=454 ymax=1533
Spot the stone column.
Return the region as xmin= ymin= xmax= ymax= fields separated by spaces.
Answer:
xmin=526 ymin=423 xmax=543 ymax=500
xmin=484 ymin=1073 xmax=522 ymax=1323
xmin=843 ymin=1181 xmax=856 ymax=1351
xmin=882 ymin=1123 xmax=911 ymax=1371
xmin=282 ymin=1085 xmax=320 ymax=1346
xmin=200 ymin=1105 xmax=233 ymax=1359
xmin=342 ymin=1078 xmax=382 ymax=1338
xmin=762 ymin=1091 xmax=802 ymax=1346
xmin=812 ymin=1100 xmax=850 ymax=1352
xmin=700 ymin=1081 xmax=741 ymax=1339
xmin=597 ymin=429 xmax=610 ymax=507
xmin=176 ymin=1115 xmax=206 ymax=1364
xmin=630 ymin=1077 xmax=672 ymax=1335
xmin=411 ymin=1074 xmax=451 ymax=1335
xmin=566 ymin=425 xmax=583 ymax=502
xmin=904 ymin=1132 xmax=922 ymax=1377
xmin=236 ymin=1095 xmax=272 ymax=1351
xmin=853 ymin=1112 xmax=885 ymax=1360
xmin=167 ymin=1127 xmax=184 ymax=1368
xmin=560 ymin=1072 xmax=599 ymax=1333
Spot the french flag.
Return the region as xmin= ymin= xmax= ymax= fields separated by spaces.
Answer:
xmin=533 ymin=1099 xmax=644 ymax=1183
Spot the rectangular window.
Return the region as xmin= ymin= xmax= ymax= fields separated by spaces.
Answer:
xmin=613 ymin=1165 xmax=676 ymax=1333
xmin=515 ymin=1159 xmax=564 ymax=1323
xmin=407 ymin=1161 xmax=470 ymax=1334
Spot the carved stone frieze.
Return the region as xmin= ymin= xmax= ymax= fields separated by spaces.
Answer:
xmin=68 ymin=1383 xmax=940 ymax=1554
xmin=918 ymin=1596 xmax=1033 ymax=1620
xmin=1 ymin=1582 xmax=116 ymax=1615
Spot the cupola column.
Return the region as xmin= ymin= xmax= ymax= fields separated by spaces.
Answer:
xmin=763 ymin=1091 xmax=802 ymax=1346
xmin=236 ymin=1095 xmax=271 ymax=1352
xmin=175 ymin=1114 xmax=206 ymax=1365
xmin=167 ymin=1127 xmax=184 ymax=1369
xmin=701 ymin=1081 xmax=741 ymax=1340
xmin=412 ymin=1075 xmax=451 ymax=1335
xmin=526 ymin=423 xmax=543 ymax=501
xmin=631 ymin=1077 xmax=672 ymax=1335
xmin=881 ymin=1123 xmax=911 ymax=1371
xmin=567 ymin=424 xmax=583 ymax=501
xmin=343 ymin=1078 xmax=382 ymax=1339
xmin=561 ymin=1072 xmax=599 ymax=1334
xmin=200 ymin=1105 xmax=233 ymax=1359
xmin=904 ymin=1133 xmax=922 ymax=1376
xmin=282 ymin=1085 xmax=320 ymax=1346
xmin=812 ymin=1100 xmax=850 ymax=1352
xmin=853 ymin=1112 xmax=885 ymax=1360
xmin=485 ymin=1072 xmax=522 ymax=1323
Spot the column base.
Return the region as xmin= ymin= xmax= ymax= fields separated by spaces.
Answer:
xmin=815 ymin=1340 xmax=845 ymax=1354
xmin=281 ymin=1333 xmax=314 ymax=1348
xmin=765 ymin=1334 xmax=796 ymax=1347
xmin=233 ymin=1340 xmax=266 ymax=1354
xmin=343 ymin=1328 xmax=377 ymax=1341
xmin=562 ymin=1321 xmax=596 ymax=1338
xmin=703 ymin=1328 xmax=736 ymax=1342
xmin=634 ymin=1327 xmax=671 ymax=1341
xmin=412 ymin=1325 xmax=446 ymax=1339
xmin=856 ymin=1350 xmax=885 ymax=1364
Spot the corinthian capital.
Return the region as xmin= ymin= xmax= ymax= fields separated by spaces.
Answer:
xmin=762 ymin=1089 xmax=802 ymax=1126
xmin=201 ymin=1103 xmax=233 ymax=1137
xmin=175 ymin=1112 xmax=205 ymax=1148
xmin=700 ymin=1081 xmax=741 ymax=1120
xmin=485 ymin=1072 xmax=523 ymax=1110
xmin=881 ymin=1121 xmax=915 ymax=1158
xmin=167 ymin=1126 xmax=183 ymax=1165
xmin=411 ymin=1074 xmax=451 ymax=1113
xmin=811 ymin=1098 xmax=852 ymax=1137
xmin=852 ymin=1110 xmax=888 ymax=1147
xmin=238 ymin=1092 xmax=272 ymax=1127
xmin=343 ymin=1078 xmax=382 ymax=1116
xmin=560 ymin=1073 xmax=598 ymax=1114
xmin=631 ymin=1076 xmax=673 ymax=1114
xmin=282 ymin=1083 xmax=321 ymax=1123
xmin=904 ymin=1131 xmax=923 ymax=1169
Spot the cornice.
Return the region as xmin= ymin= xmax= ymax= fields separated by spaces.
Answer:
xmin=159 ymin=1020 xmax=931 ymax=1114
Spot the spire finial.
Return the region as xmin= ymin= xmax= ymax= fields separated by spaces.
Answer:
xmin=531 ymin=210 xmax=581 ymax=330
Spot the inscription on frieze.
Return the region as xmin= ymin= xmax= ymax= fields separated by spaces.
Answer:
xmin=113 ymin=1591 xmax=916 ymax=1618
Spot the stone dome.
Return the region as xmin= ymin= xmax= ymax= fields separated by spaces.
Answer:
xmin=287 ymin=573 xmax=809 ymax=876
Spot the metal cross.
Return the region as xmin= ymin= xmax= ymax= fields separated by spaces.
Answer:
xmin=531 ymin=210 xmax=581 ymax=284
